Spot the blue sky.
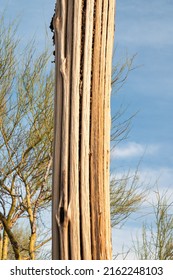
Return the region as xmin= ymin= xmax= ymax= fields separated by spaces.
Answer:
xmin=112 ymin=0 xmax=173 ymax=258
xmin=113 ymin=1 xmax=173 ymax=160
xmin=113 ymin=1 xmax=173 ymax=188
xmin=1 ymin=0 xmax=173 ymax=259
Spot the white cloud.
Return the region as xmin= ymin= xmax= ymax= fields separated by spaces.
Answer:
xmin=111 ymin=142 xmax=159 ymax=159
xmin=137 ymin=167 xmax=173 ymax=187
xmin=112 ymin=166 xmax=173 ymax=189
xmin=111 ymin=166 xmax=173 ymax=208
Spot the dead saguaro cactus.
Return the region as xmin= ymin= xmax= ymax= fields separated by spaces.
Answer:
xmin=52 ymin=0 xmax=115 ymax=260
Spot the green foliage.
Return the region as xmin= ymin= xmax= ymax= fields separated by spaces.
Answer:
xmin=110 ymin=169 xmax=145 ymax=227
xmin=0 ymin=13 xmax=53 ymax=259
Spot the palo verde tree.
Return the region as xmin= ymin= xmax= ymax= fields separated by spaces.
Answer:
xmin=0 ymin=15 xmax=53 ymax=260
xmin=52 ymin=0 xmax=115 ymax=259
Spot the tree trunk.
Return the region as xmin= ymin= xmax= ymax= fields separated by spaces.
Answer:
xmin=52 ymin=0 xmax=115 ymax=260
xmin=2 ymin=231 xmax=9 ymax=260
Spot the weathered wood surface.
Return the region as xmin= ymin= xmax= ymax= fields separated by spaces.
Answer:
xmin=52 ymin=0 xmax=115 ymax=260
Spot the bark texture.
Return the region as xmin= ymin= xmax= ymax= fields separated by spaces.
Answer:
xmin=52 ymin=0 xmax=115 ymax=260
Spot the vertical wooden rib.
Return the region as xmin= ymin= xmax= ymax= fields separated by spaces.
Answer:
xmin=69 ymin=0 xmax=82 ymax=260
xmin=58 ymin=0 xmax=69 ymax=260
xmin=80 ymin=0 xmax=94 ymax=259
xmin=103 ymin=0 xmax=115 ymax=259
xmin=98 ymin=0 xmax=108 ymax=259
xmin=52 ymin=0 xmax=62 ymax=260
xmin=66 ymin=0 xmax=74 ymax=256
xmin=90 ymin=0 xmax=103 ymax=260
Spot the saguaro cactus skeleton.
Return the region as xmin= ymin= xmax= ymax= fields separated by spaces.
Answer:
xmin=52 ymin=0 xmax=115 ymax=260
